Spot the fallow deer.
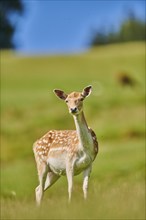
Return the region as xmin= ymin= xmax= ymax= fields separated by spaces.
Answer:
xmin=33 ymin=85 xmax=98 ymax=206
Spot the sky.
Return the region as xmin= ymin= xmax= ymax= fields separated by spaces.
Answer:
xmin=14 ymin=0 xmax=145 ymax=55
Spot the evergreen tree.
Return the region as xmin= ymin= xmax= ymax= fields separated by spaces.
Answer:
xmin=90 ymin=10 xmax=146 ymax=47
xmin=0 ymin=0 xmax=23 ymax=49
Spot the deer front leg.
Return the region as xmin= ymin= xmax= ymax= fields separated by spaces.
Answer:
xmin=83 ymin=165 xmax=92 ymax=200
xmin=66 ymin=163 xmax=74 ymax=203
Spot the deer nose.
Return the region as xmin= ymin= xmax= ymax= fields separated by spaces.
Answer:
xmin=70 ymin=107 xmax=77 ymax=113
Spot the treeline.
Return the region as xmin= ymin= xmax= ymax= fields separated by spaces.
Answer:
xmin=91 ymin=12 xmax=146 ymax=46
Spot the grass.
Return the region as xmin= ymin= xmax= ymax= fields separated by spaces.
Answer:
xmin=0 ymin=42 xmax=145 ymax=219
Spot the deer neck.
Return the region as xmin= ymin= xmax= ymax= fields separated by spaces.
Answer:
xmin=73 ymin=111 xmax=93 ymax=151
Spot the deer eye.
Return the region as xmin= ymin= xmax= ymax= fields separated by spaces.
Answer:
xmin=80 ymin=98 xmax=84 ymax=101
xmin=65 ymin=100 xmax=68 ymax=103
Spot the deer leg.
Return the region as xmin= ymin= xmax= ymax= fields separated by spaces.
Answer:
xmin=82 ymin=166 xmax=92 ymax=200
xmin=44 ymin=171 xmax=60 ymax=191
xmin=66 ymin=163 xmax=74 ymax=203
xmin=35 ymin=163 xmax=48 ymax=206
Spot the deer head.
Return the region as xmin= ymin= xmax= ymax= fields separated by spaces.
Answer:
xmin=54 ymin=85 xmax=92 ymax=115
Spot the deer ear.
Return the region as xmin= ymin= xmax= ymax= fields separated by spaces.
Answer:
xmin=82 ymin=85 xmax=92 ymax=97
xmin=53 ymin=89 xmax=68 ymax=100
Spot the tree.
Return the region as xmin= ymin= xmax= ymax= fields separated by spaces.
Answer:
xmin=91 ymin=30 xmax=107 ymax=46
xmin=90 ymin=10 xmax=146 ymax=47
xmin=0 ymin=0 xmax=23 ymax=49
xmin=118 ymin=12 xmax=146 ymax=42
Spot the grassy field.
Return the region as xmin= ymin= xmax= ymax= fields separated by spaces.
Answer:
xmin=1 ymin=42 xmax=145 ymax=219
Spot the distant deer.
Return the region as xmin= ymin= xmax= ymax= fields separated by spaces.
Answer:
xmin=117 ymin=72 xmax=137 ymax=87
xmin=33 ymin=85 xmax=98 ymax=206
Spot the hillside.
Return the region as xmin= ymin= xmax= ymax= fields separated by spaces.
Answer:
xmin=1 ymin=42 xmax=145 ymax=219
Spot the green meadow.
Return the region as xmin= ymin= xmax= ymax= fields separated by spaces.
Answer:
xmin=1 ymin=42 xmax=145 ymax=219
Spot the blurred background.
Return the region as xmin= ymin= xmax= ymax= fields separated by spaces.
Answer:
xmin=0 ymin=0 xmax=145 ymax=53
xmin=1 ymin=0 xmax=145 ymax=219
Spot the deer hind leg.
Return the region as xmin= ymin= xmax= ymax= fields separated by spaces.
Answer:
xmin=35 ymin=162 xmax=48 ymax=206
xmin=82 ymin=166 xmax=92 ymax=200
xmin=44 ymin=171 xmax=60 ymax=191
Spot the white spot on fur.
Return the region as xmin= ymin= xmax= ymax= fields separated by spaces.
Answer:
xmin=43 ymin=139 xmax=48 ymax=143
